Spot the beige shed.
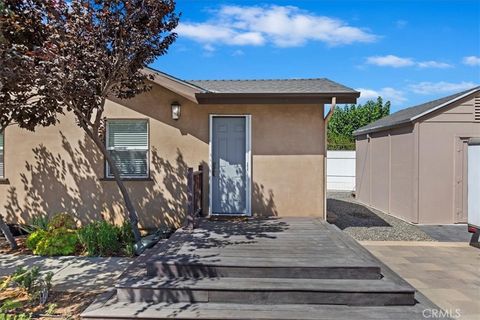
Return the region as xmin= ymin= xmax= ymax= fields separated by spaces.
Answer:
xmin=354 ymin=87 xmax=480 ymax=224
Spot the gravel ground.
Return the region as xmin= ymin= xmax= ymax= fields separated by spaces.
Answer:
xmin=327 ymin=192 xmax=435 ymax=241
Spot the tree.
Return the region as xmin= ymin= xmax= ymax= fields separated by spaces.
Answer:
xmin=328 ymin=97 xmax=390 ymax=150
xmin=0 ymin=0 xmax=179 ymax=242
xmin=0 ymin=0 xmax=65 ymax=249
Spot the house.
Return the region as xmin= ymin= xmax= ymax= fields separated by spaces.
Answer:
xmin=354 ymin=87 xmax=480 ymax=224
xmin=0 ymin=68 xmax=359 ymax=228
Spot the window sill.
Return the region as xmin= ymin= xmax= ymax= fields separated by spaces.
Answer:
xmin=0 ymin=178 xmax=9 ymax=185
xmin=100 ymin=177 xmax=153 ymax=182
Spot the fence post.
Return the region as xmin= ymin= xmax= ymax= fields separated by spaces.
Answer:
xmin=198 ymin=165 xmax=203 ymax=216
xmin=185 ymin=167 xmax=194 ymax=230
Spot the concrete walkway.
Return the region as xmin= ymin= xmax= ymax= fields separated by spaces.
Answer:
xmin=419 ymin=225 xmax=473 ymax=242
xmin=0 ymin=254 xmax=133 ymax=292
xmin=362 ymin=241 xmax=480 ymax=320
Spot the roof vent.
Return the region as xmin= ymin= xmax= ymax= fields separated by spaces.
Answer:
xmin=475 ymin=94 xmax=480 ymax=122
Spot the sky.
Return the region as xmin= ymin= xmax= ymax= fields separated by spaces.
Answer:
xmin=151 ymin=0 xmax=480 ymax=112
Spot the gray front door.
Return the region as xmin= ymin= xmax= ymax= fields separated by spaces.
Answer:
xmin=212 ymin=117 xmax=247 ymax=214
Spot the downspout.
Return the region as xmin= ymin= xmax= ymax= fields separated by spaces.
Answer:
xmin=323 ymin=97 xmax=336 ymax=220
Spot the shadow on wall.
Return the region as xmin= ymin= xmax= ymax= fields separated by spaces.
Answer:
xmin=252 ymin=183 xmax=278 ymax=218
xmin=4 ymin=133 xmax=190 ymax=229
xmin=4 ymin=132 xmax=279 ymax=228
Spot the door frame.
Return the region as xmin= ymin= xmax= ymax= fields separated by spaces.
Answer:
xmin=209 ymin=114 xmax=252 ymax=217
xmin=454 ymin=137 xmax=469 ymax=223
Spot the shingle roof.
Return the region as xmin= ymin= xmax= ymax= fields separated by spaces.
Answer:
xmin=188 ymin=78 xmax=358 ymax=94
xmin=353 ymin=86 xmax=480 ymax=136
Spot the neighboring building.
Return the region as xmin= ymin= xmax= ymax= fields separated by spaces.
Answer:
xmin=0 ymin=68 xmax=359 ymax=229
xmin=354 ymin=87 xmax=480 ymax=224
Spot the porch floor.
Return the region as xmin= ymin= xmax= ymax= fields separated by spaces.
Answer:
xmin=82 ymin=217 xmax=448 ymax=319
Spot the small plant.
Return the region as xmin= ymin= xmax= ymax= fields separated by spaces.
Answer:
xmin=77 ymin=220 xmax=135 ymax=257
xmin=0 ymin=300 xmax=22 ymax=313
xmin=45 ymin=303 xmax=57 ymax=315
xmin=26 ymin=213 xmax=79 ymax=256
xmin=0 ymin=313 xmax=32 ymax=320
xmin=0 ymin=266 xmax=53 ymax=314
xmin=33 ymin=228 xmax=78 ymax=256
xmin=9 ymin=267 xmax=53 ymax=304
xmin=47 ymin=213 xmax=76 ymax=230
xmin=30 ymin=215 xmax=50 ymax=231
xmin=77 ymin=221 xmax=121 ymax=256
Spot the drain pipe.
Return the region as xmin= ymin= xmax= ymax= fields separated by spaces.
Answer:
xmin=323 ymin=97 xmax=336 ymax=220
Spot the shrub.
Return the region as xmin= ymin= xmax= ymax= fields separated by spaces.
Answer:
xmin=25 ymin=230 xmax=47 ymax=251
xmin=33 ymin=228 xmax=78 ymax=256
xmin=26 ymin=228 xmax=78 ymax=256
xmin=47 ymin=213 xmax=76 ymax=230
xmin=77 ymin=221 xmax=135 ymax=257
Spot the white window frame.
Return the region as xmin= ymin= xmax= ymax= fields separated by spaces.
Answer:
xmin=105 ymin=119 xmax=150 ymax=179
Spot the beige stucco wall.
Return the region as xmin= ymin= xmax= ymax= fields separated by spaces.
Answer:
xmin=0 ymin=84 xmax=326 ymax=229
xmin=417 ymin=94 xmax=480 ymax=224
xmin=356 ymin=94 xmax=480 ymax=224
xmin=355 ymin=125 xmax=416 ymax=223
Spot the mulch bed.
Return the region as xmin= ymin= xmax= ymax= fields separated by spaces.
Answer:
xmin=0 ymin=235 xmax=32 ymax=255
xmin=0 ymin=288 xmax=97 ymax=319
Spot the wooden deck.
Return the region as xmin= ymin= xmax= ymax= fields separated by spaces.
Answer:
xmin=82 ymin=218 xmax=448 ymax=319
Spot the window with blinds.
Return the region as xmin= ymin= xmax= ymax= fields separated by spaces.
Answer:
xmin=0 ymin=133 xmax=3 ymax=178
xmin=106 ymin=119 xmax=149 ymax=178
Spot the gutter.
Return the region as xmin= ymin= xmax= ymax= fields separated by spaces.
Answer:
xmin=196 ymin=92 xmax=359 ymax=105
xmin=323 ymin=97 xmax=337 ymax=220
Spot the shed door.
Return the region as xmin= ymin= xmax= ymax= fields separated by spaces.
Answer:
xmin=211 ymin=116 xmax=248 ymax=215
xmin=454 ymin=138 xmax=468 ymax=223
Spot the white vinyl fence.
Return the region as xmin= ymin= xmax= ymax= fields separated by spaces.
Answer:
xmin=327 ymin=151 xmax=356 ymax=191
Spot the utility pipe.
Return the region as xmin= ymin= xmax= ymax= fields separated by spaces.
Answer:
xmin=323 ymin=97 xmax=336 ymax=220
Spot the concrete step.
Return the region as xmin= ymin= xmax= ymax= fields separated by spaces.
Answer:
xmin=81 ymin=301 xmax=429 ymax=320
xmin=146 ymin=259 xmax=382 ymax=279
xmin=116 ymin=276 xmax=415 ymax=306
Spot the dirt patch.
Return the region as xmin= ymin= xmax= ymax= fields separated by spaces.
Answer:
xmin=0 ymin=235 xmax=32 ymax=255
xmin=0 ymin=289 xmax=97 ymax=319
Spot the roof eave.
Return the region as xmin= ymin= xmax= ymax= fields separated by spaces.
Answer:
xmin=353 ymin=119 xmax=413 ymax=137
xmin=410 ymin=87 xmax=480 ymax=121
xmin=196 ymin=92 xmax=360 ymax=105
xmin=142 ymin=68 xmax=206 ymax=103
xmin=354 ymin=87 xmax=480 ymax=137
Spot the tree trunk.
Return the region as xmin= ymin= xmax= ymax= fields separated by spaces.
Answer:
xmin=89 ymin=133 xmax=142 ymax=243
xmin=0 ymin=214 xmax=18 ymax=250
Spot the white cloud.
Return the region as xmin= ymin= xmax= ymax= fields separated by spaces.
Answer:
xmin=176 ymin=5 xmax=377 ymax=49
xmin=366 ymin=55 xmax=453 ymax=68
xmin=409 ymin=81 xmax=478 ymax=94
xmin=366 ymin=55 xmax=415 ymax=67
xmin=176 ymin=23 xmax=265 ymax=46
xmin=463 ymin=56 xmax=480 ymax=66
xmin=356 ymin=87 xmax=407 ymax=105
xmin=417 ymin=60 xmax=452 ymax=69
